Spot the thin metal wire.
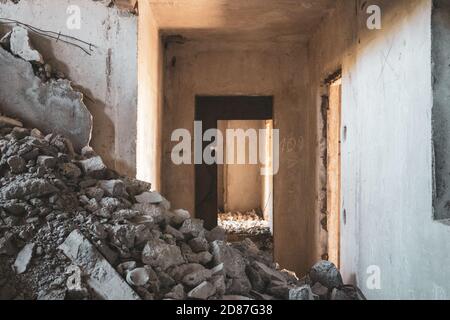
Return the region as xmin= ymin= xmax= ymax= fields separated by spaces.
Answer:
xmin=0 ymin=18 xmax=97 ymax=56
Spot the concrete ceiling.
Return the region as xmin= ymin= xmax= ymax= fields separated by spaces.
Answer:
xmin=147 ymin=0 xmax=336 ymax=43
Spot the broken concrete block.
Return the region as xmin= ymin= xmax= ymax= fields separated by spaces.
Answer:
xmin=7 ymin=155 xmax=26 ymax=173
xmin=142 ymin=238 xmax=185 ymax=270
xmin=227 ymin=276 xmax=252 ymax=296
xmin=165 ymin=225 xmax=185 ymax=241
xmin=58 ymin=230 xmax=140 ymax=300
xmin=179 ymin=219 xmax=205 ymax=239
xmin=165 ymin=284 xmax=185 ymax=300
xmin=9 ymin=26 xmax=43 ymax=63
xmin=211 ymin=241 xmax=247 ymax=279
xmin=13 ymin=243 xmax=35 ymax=274
xmin=182 ymin=269 xmax=213 ymax=287
xmin=187 ymin=281 xmax=216 ymax=300
xmin=135 ymin=191 xmax=163 ymax=204
xmin=79 ymin=156 xmax=107 ymax=178
xmin=60 ymin=163 xmax=82 ymax=179
xmin=206 ymin=226 xmax=226 ymax=243
xmin=309 ymin=260 xmax=343 ymax=289
xmin=197 ymin=251 xmax=213 ymax=265
xmin=37 ymin=156 xmax=57 ymax=169
xmin=171 ymin=209 xmax=190 ymax=225
xmin=0 ymin=47 xmax=92 ymax=151
xmin=289 ymin=285 xmax=314 ymax=300
xmin=117 ymin=261 xmax=137 ymax=275
xmin=311 ymin=282 xmax=329 ymax=300
xmin=188 ymin=237 xmax=209 ymax=253
xmin=252 ymin=261 xmax=286 ymax=284
xmin=98 ymin=180 xmax=127 ymax=197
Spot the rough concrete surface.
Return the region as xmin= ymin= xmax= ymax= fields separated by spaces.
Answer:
xmin=0 ymin=46 xmax=92 ymax=151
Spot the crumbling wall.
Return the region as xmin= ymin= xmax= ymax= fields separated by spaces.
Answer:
xmin=0 ymin=43 xmax=92 ymax=151
xmin=0 ymin=0 xmax=138 ymax=177
xmin=308 ymin=0 xmax=450 ymax=299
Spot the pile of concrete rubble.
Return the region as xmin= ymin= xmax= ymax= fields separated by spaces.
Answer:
xmin=0 ymin=117 xmax=363 ymax=300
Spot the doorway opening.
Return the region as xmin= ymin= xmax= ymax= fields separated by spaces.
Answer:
xmin=326 ymin=76 xmax=342 ymax=268
xmin=195 ymin=96 xmax=274 ymax=253
xmin=217 ymin=119 xmax=274 ymax=253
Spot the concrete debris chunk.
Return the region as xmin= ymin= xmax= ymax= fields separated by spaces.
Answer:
xmin=170 ymin=209 xmax=191 ymax=225
xmin=79 ymin=156 xmax=107 ymax=178
xmin=289 ymin=285 xmax=314 ymax=300
xmin=309 ymin=260 xmax=343 ymax=289
xmin=126 ymin=268 xmax=150 ymax=287
xmin=58 ymin=230 xmax=140 ymax=300
xmin=142 ymin=238 xmax=185 ymax=270
xmin=9 ymin=26 xmax=43 ymax=63
xmin=98 ymin=179 xmax=127 ymax=197
xmin=13 ymin=243 xmax=35 ymax=274
xmin=187 ymin=281 xmax=216 ymax=300
xmin=135 ymin=191 xmax=163 ymax=204
xmin=211 ymin=241 xmax=247 ymax=278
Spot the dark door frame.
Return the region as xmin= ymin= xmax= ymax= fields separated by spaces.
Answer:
xmin=195 ymin=96 xmax=273 ymax=229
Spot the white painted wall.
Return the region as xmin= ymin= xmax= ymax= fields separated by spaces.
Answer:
xmin=310 ymin=0 xmax=450 ymax=299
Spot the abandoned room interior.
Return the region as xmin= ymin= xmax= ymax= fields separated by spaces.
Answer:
xmin=0 ymin=0 xmax=449 ymax=301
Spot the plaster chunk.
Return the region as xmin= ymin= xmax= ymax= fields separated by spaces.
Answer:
xmin=9 ymin=26 xmax=43 ymax=63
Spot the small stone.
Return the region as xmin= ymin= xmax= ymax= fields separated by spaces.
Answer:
xmin=165 ymin=225 xmax=185 ymax=241
xmin=13 ymin=243 xmax=35 ymax=274
xmin=182 ymin=269 xmax=213 ymax=287
xmin=117 ymin=261 xmax=137 ymax=275
xmin=171 ymin=209 xmax=190 ymax=225
xmin=309 ymin=260 xmax=343 ymax=289
xmin=60 ymin=163 xmax=82 ymax=179
xmin=187 ymin=281 xmax=216 ymax=300
xmin=85 ymin=187 xmax=105 ymax=201
xmin=37 ymin=156 xmax=57 ymax=168
xmin=7 ymin=156 xmax=26 ymax=173
xmin=311 ymin=282 xmax=329 ymax=300
xmin=98 ymin=180 xmax=127 ymax=197
xmin=135 ymin=191 xmax=163 ymax=204
xmin=197 ymin=251 xmax=213 ymax=265
xmin=289 ymin=285 xmax=314 ymax=300
xmin=206 ymin=226 xmax=226 ymax=242
xmin=188 ymin=237 xmax=209 ymax=253
xmin=126 ymin=268 xmax=150 ymax=287
xmin=179 ymin=219 xmax=204 ymax=239
xmin=79 ymin=156 xmax=107 ymax=178
xmin=142 ymin=238 xmax=185 ymax=270
xmin=165 ymin=284 xmax=185 ymax=300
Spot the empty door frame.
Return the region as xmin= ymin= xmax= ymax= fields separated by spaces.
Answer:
xmin=327 ymin=77 xmax=342 ymax=268
xmin=195 ymin=96 xmax=273 ymax=229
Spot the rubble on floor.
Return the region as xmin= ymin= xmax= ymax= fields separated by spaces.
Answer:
xmin=219 ymin=210 xmax=273 ymax=253
xmin=218 ymin=210 xmax=270 ymax=236
xmin=0 ymin=117 xmax=363 ymax=300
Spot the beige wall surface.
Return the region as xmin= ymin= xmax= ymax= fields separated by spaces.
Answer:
xmin=162 ymin=41 xmax=316 ymax=275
